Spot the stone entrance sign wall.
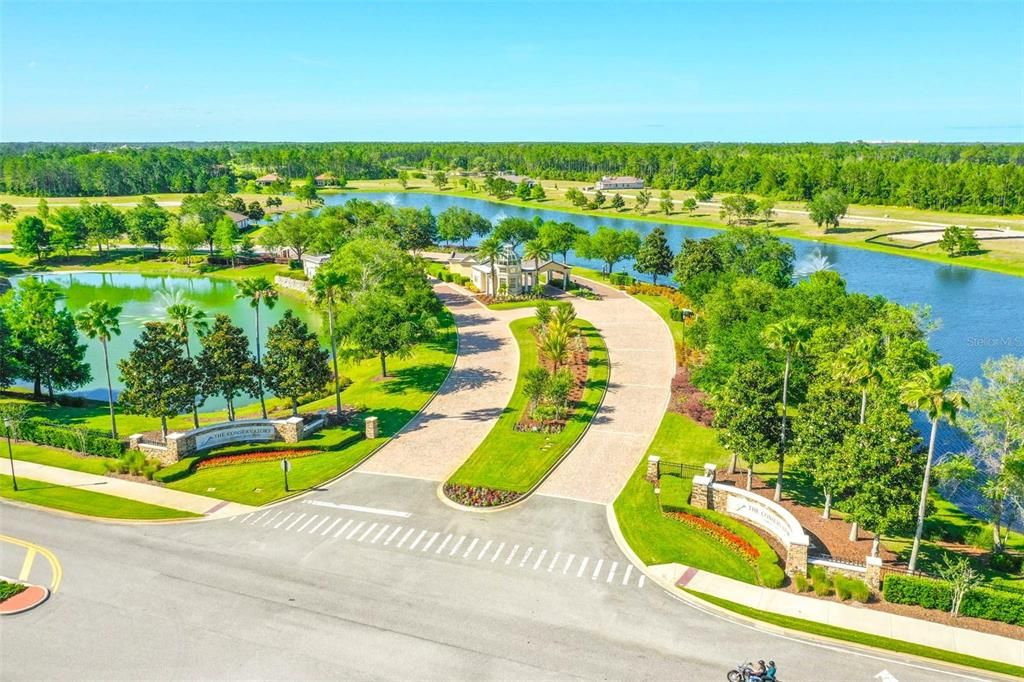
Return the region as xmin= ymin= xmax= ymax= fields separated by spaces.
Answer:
xmin=690 ymin=467 xmax=810 ymax=576
xmin=131 ymin=415 xmax=326 ymax=463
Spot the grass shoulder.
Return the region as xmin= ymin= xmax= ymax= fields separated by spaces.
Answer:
xmin=0 ymin=474 xmax=198 ymax=520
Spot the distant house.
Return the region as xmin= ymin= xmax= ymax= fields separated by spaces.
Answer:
xmin=301 ymin=253 xmax=330 ymax=279
xmin=225 ymin=211 xmax=252 ymax=230
xmin=595 ymin=175 xmax=645 ymax=191
xmin=314 ymin=172 xmax=338 ymax=187
xmin=256 ymin=172 xmax=280 ymax=186
xmin=496 ymin=172 xmax=535 ymax=187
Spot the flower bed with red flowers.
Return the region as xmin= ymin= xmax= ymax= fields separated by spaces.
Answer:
xmin=443 ymin=482 xmax=523 ymax=508
xmin=665 ymin=510 xmax=760 ymax=563
xmin=196 ymin=449 xmax=321 ymax=470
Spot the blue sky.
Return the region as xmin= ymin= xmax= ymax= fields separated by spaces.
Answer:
xmin=2 ymin=1 xmax=1022 ymax=142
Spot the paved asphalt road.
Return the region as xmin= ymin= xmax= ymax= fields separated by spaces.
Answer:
xmin=0 ymin=472 xmax=991 ymax=682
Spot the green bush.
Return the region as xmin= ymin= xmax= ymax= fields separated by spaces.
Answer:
xmin=883 ymin=574 xmax=1024 ymax=625
xmin=834 ymin=576 xmax=852 ymax=601
xmin=808 ymin=565 xmax=828 ymax=583
xmin=813 ymin=577 xmax=833 ymax=596
xmin=848 ymin=578 xmax=871 ymax=603
xmin=17 ymin=418 xmax=125 ymax=457
xmin=608 ymin=272 xmax=634 ymax=286
xmin=794 ymin=573 xmax=809 ymax=592
xmin=989 ymin=552 xmax=1023 ymax=574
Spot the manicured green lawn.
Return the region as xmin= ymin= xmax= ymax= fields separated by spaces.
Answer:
xmin=0 ymin=474 xmax=197 ymax=520
xmin=633 ymin=293 xmax=687 ymax=346
xmin=486 ymin=300 xmax=544 ymax=310
xmin=448 ymin=317 xmax=609 ymax=493
xmin=6 ymin=441 xmax=110 ymax=475
xmin=687 ymin=589 xmax=1024 ymax=679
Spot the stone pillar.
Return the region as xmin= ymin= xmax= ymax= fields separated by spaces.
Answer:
xmin=865 ymin=556 xmax=883 ymax=590
xmin=165 ymin=432 xmax=193 ymax=459
xmin=703 ymin=462 xmax=717 ymax=482
xmin=365 ymin=416 xmax=379 ymax=439
xmin=128 ymin=434 xmax=144 ymax=451
xmin=690 ymin=475 xmax=713 ymax=509
xmin=785 ymin=539 xmax=808 ymax=576
xmin=646 ymin=455 xmax=660 ymax=484
xmin=277 ymin=416 xmax=305 ymax=443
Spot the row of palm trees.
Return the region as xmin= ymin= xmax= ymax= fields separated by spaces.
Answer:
xmin=73 ymin=273 xmax=350 ymax=442
xmin=760 ymin=316 xmax=967 ymax=572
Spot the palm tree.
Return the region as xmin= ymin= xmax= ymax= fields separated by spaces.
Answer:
xmin=901 ymin=364 xmax=969 ymax=572
xmin=762 ymin=316 xmax=814 ymax=502
xmin=539 ymin=327 xmax=571 ymax=370
xmin=476 ymin=236 xmax=502 ymax=296
xmin=310 ymin=269 xmax=348 ymax=418
xmin=166 ymin=303 xmax=209 ymax=429
xmin=523 ymin=238 xmax=550 ymax=289
xmin=74 ymin=301 xmax=122 ymax=438
xmin=236 ymin=276 xmax=278 ymax=419
xmin=832 ymin=335 xmax=887 ymax=527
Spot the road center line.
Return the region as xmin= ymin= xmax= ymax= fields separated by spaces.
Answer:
xmin=371 ymin=524 xmax=390 ymax=543
xmin=449 ymin=536 xmax=466 ymax=556
xmin=591 ymin=559 xmax=604 ymax=580
xmin=462 ymin=537 xmax=478 ymax=558
xmin=547 ymin=551 xmax=561 ymax=572
xmin=421 ymin=532 xmax=441 ymax=552
xmin=296 ymin=515 xmax=319 ymax=533
xmin=434 ymin=534 xmax=453 ymax=554
xmin=345 ymin=521 xmax=366 ymax=540
xmin=18 ymin=549 xmax=36 ymax=581
xmin=358 ymin=522 xmax=378 ymax=542
xmin=273 ymin=513 xmax=294 ymax=529
xmin=334 ymin=519 xmax=354 ymax=538
xmin=533 ymin=549 xmax=547 ymax=570
xmin=285 ymin=513 xmax=307 ymax=531
xmin=320 ymin=518 xmax=342 ymax=536
xmin=490 ymin=542 xmax=506 ymax=562
xmin=384 ymin=526 xmax=403 ymax=545
xmin=408 ymin=530 xmax=428 ymax=550
xmin=606 ymin=561 xmax=618 ymax=583
xmin=302 ymin=500 xmax=411 ymax=518
xmin=308 ymin=517 xmax=330 ymax=534
xmin=576 ymin=557 xmax=589 ymax=578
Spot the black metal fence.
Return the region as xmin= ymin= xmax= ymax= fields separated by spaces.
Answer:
xmin=659 ymin=462 xmax=706 ymax=478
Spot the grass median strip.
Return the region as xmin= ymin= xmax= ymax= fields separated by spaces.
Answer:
xmin=447 ymin=316 xmax=608 ymax=497
xmin=685 ymin=589 xmax=1024 ymax=679
xmin=0 ymin=475 xmax=198 ymax=520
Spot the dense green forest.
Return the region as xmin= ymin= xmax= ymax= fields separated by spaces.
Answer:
xmin=2 ymin=142 xmax=1023 ymax=214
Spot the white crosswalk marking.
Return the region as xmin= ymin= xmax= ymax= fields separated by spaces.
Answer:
xmin=384 ymin=526 xmax=402 ymax=545
xmin=548 ymin=551 xmax=561 ymax=572
xmin=462 ymin=538 xmax=478 ymax=558
xmin=533 ymin=549 xmax=547 ymax=570
xmin=491 ymin=542 xmax=506 ymax=563
xmin=371 ymin=524 xmax=390 ymax=544
xmin=408 ymin=530 xmax=427 ymax=550
xmin=591 ymin=559 xmax=604 ymax=580
xmin=606 ymin=561 xmax=618 ymax=583
xmin=251 ymin=510 xmax=271 ymax=525
xmin=297 ymin=515 xmax=319 ymax=533
xmin=263 ymin=511 xmax=283 ymax=526
xmin=321 ymin=518 xmax=341 ymax=536
xmin=638 ymin=575 xmax=646 ymax=588
xmin=577 ymin=557 xmax=589 ymax=578
xmin=519 ymin=547 xmax=533 ymax=567
xmin=345 ymin=521 xmax=366 ymax=540
xmin=308 ymin=517 xmax=329 ymax=534
xmin=358 ymin=522 xmax=378 ymax=542
xmin=434 ymin=534 xmax=453 ymax=554
xmin=396 ymin=528 xmax=415 ymax=548
xmin=239 ymin=513 xmax=255 ymax=524
xmin=622 ymin=564 xmax=633 ymax=586
xmin=285 ymin=513 xmax=306 ymax=531
xmin=274 ymin=513 xmax=294 ymax=529
xmin=449 ymin=536 xmax=466 ymax=556
xmin=421 ymin=532 xmax=441 ymax=552
xmin=563 ymin=554 xmax=575 ymax=575
xmin=478 ymin=539 xmax=493 ymax=560
xmin=505 ymin=544 xmax=519 ymax=565
xmin=334 ymin=519 xmax=354 ymax=538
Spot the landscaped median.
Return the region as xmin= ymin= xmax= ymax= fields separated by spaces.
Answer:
xmin=443 ymin=312 xmax=609 ymax=508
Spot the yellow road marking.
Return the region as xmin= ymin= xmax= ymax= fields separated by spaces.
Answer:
xmin=17 ymin=548 xmax=36 ymax=581
xmin=0 ymin=535 xmax=61 ymax=592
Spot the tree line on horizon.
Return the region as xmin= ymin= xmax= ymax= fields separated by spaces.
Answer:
xmin=2 ymin=141 xmax=1024 ymax=214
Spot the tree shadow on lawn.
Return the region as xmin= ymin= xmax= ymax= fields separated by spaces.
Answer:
xmin=377 ymin=362 xmax=451 ymax=396
xmin=758 ymin=467 xmax=827 ymax=508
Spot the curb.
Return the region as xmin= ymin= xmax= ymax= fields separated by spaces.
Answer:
xmin=0 ymin=583 xmax=50 ymax=616
xmin=438 ymin=319 xmax=611 ymax=513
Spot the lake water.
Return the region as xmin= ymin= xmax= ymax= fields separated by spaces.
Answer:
xmin=11 ymin=271 xmax=317 ymax=411
xmin=328 ymin=191 xmax=1024 ymax=459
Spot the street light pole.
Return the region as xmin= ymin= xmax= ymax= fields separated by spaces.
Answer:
xmin=4 ymin=419 xmax=17 ymax=492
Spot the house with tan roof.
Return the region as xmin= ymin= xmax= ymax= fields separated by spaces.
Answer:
xmin=256 ymin=172 xmax=281 ymax=186
xmin=595 ymin=175 xmax=645 ymax=190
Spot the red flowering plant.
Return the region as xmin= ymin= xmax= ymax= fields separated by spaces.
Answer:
xmin=196 ymin=449 xmax=320 ymax=470
xmin=443 ymin=483 xmax=522 ymax=507
xmin=665 ymin=510 xmax=760 ymax=563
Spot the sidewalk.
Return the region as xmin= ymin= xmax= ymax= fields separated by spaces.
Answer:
xmin=7 ymin=460 xmax=256 ymax=518
xmin=645 ymin=561 xmax=1024 ymax=668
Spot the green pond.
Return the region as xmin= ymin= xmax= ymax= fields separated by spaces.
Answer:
xmin=13 ymin=271 xmax=318 ymax=411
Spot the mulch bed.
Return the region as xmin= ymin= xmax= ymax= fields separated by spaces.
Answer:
xmin=515 ymin=327 xmax=589 ymax=433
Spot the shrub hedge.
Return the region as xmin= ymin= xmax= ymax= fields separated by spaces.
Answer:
xmin=17 ymin=418 xmax=125 ymax=457
xmin=883 ymin=574 xmax=1024 ymax=625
